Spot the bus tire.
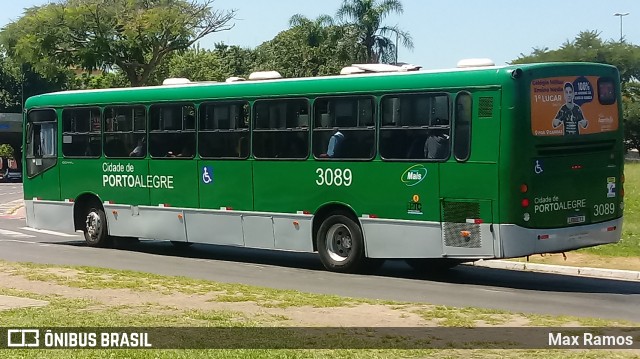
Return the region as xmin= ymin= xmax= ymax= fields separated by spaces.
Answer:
xmin=316 ymin=214 xmax=365 ymax=273
xmin=405 ymin=258 xmax=463 ymax=272
xmin=83 ymin=205 xmax=112 ymax=247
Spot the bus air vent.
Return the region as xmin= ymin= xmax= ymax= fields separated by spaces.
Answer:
xmin=226 ymin=76 xmax=246 ymax=83
xmin=340 ymin=63 xmax=422 ymax=75
xmin=162 ymin=78 xmax=192 ymax=85
xmin=441 ymin=200 xmax=482 ymax=248
xmin=248 ymin=71 xmax=282 ymax=80
xmin=478 ymin=97 xmax=494 ymax=118
xmin=456 ymin=58 xmax=495 ymax=68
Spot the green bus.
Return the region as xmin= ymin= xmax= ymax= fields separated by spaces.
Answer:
xmin=23 ymin=61 xmax=624 ymax=273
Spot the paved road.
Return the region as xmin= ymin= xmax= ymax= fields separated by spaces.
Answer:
xmin=0 ymin=183 xmax=24 ymax=215
xmin=0 ymin=184 xmax=638 ymax=322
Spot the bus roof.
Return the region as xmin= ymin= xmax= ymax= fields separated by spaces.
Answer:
xmin=25 ymin=62 xmax=616 ymax=108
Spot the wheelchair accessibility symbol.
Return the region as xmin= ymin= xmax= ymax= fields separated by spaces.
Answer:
xmin=534 ymin=160 xmax=544 ymax=175
xmin=202 ymin=166 xmax=213 ymax=184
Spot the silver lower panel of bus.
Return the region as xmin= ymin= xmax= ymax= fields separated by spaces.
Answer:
xmin=361 ymin=217 xmax=496 ymax=259
xmin=102 ymin=204 xmax=315 ymax=252
xmin=498 ymin=218 xmax=623 ymax=258
xmin=25 ymin=199 xmax=620 ymax=260
xmin=25 ymin=200 xmax=75 ymax=233
xmin=24 ymin=199 xmax=497 ymax=259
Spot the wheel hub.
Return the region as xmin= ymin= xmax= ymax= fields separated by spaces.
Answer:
xmin=326 ymin=224 xmax=353 ymax=262
xmin=86 ymin=212 xmax=101 ymax=239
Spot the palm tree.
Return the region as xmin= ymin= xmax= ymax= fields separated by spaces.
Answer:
xmin=336 ymin=0 xmax=413 ymax=64
xmin=288 ymin=14 xmax=335 ymax=47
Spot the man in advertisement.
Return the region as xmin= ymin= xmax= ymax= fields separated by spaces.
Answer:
xmin=552 ymin=82 xmax=589 ymax=135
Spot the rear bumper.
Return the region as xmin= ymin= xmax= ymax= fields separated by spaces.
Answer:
xmin=499 ymin=217 xmax=622 ymax=258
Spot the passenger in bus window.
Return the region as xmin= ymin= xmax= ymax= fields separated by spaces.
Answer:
xmin=91 ymin=113 xmax=101 ymax=132
xmin=129 ymin=136 xmax=146 ymax=157
xmin=424 ymin=129 xmax=449 ymax=159
xmin=552 ymin=82 xmax=588 ymax=135
xmin=326 ymin=130 xmax=345 ymax=158
xmin=105 ymin=116 xmax=115 ymax=132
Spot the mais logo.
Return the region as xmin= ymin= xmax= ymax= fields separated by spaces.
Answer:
xmin=401 ymin=165 xmax=428 ymax=187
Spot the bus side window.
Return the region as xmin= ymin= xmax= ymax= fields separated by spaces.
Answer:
xmin=104 ymin=105 xmax=146 ymax=159
xmin=313 ymin=96 xmax=375 ymax=160
xmin=198 ymin=101 xmax=250 ymax=159
xmin=61 ymin=107 xmax=102 ymax=158
xmin=380 ymin=93 xmax=450 ymax=161
xmin=252 ymin=98 xmax=309 ymax=160
xmin=149 ymin=103 xmax=196 ymax=159
xmin=454 ymin=92 xmax=472 ymax=162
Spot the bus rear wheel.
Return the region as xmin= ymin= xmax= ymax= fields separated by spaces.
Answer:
xmin=317 ymin=214 xmax=365 ymax=273
xmin=83 ymin=205 xmax=111 ymax=247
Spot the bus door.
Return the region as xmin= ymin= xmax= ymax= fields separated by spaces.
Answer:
xmin=192 ymin=101 xmax=252 ymax=247
xmin=439 ymin=90 xmax=501 ymax=258
xmin=24 ymin=108 xmax=63 ymax=230
xmin=145 ymin=104 xmax=199 ymax=242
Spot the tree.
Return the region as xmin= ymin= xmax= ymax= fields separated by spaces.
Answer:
xmin=254 ymin=22 xmax=360 ymax=78
xmin=148 ymin=44 xmax=254 ymax=84
xmin=0 ymin=54 xmax=69 ymax=111
xmin=211 ymin=43 xmax=256 ymax=80
xmin=335 ymin=0 xmax=413 ymax=63
xmin=1 ymin=0 xmax=237 ymax=86
xmin=513 ymin=30 xmax=640 ymax=150
xmin=514 ymin=31 xmax=640 ymax=83
xmin=288 ymin=14 xmax=335 ymax=48
xmin=0 ymin=144 xmax=15 ymax=159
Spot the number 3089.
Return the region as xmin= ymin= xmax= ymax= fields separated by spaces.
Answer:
xmin=315 ymin=168 xmax=352 ymax=187
xmin=593 ymin=203 xmax=615 ymax=216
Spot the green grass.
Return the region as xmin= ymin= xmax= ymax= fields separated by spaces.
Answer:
xmin=1 ymin=262 xmax=640 ymax=358
xmin=413 ymin=306 xmax=512 ymax=327
xmin=579 ymin=161 xmax=640 ymax=256
xmin=0 ymin=261 xmax=365 ymax=309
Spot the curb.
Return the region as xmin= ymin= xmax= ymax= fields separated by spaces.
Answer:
xmin=469 ymin=259 xmax=640 ymax=281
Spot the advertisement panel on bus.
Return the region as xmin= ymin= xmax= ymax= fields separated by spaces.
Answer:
xmin=530 ymin=76 xmax=618 ymax=136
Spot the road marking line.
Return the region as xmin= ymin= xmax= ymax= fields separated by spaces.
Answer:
xmin=20 ymin=227 xmax=79 ymax=237
xmin=0 ymin=229 xmax=35 ymax=238
xmin=0 ymin=239 xmax=38 ymax=244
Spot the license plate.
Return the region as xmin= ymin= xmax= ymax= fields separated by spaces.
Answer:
xmin=567 ymin=215 xmax=586 ymax=224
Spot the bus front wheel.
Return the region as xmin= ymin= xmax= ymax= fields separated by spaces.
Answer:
xmin=83 ymin=205 xmax=111 ymax=247
xmin=317 ymin=214 xmax=365 ymax=273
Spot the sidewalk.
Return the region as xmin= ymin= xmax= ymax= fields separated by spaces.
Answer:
xmin=469 ymin=259 xmax=640 ymax=281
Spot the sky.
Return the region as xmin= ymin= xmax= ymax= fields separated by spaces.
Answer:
xmin=2 ymin=0 xmax=640 ymax=71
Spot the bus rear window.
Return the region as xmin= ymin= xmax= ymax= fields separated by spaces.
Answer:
xmin=598 ymin=78 xmax=615 ymax=105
